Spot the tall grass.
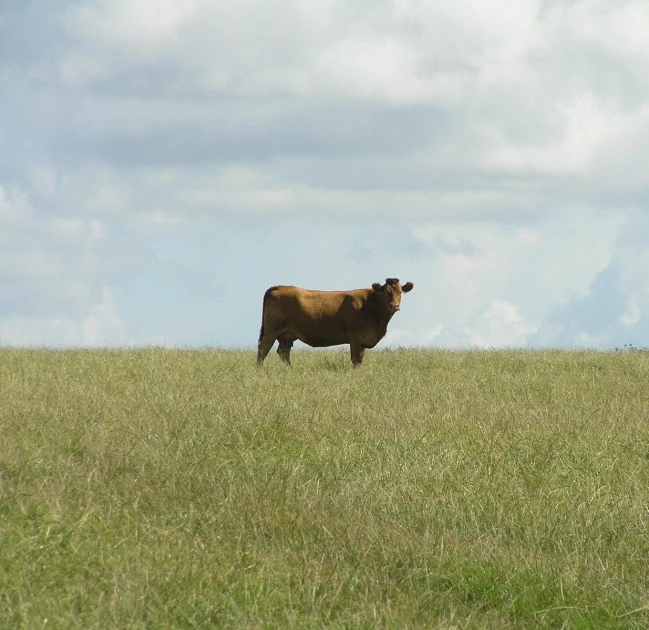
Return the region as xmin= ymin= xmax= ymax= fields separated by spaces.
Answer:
xmin=1 ymin=348 xmax=649 ymax=628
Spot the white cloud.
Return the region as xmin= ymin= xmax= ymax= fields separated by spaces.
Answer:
xmin=394 ymin=209 xmax=624 ymax=348
xmin=0 ymin=184 xmax=148 ymax=347
xmin=71 ymin=0 xmax=199 ymax=52
xmin=485 ymin=96 xmax=614 ymax=175
xmin=0 ymin=287 xmax=131 ymax=347
xmin=5 ymin=0 xmax=644 ymax=222
xmin=539 ymin=0 xmax=649 ymax=70
xmin=2 ymin=1 xmax=649 ymax=348
xmin=466 ymin=299 xmax=537 ymax=347
xmin=619 ymin=295 xmax=641 ymax=327
xmin=534 ymin=211 xmax=649 ymax=348
xmin=319 ymin=35 xmax=431 ymax=105
xmin=81 ymin=287 xmax=129 ymax=346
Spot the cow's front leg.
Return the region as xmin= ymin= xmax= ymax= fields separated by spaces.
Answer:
xmin=349 ymin=338 xmax=365 ymax=366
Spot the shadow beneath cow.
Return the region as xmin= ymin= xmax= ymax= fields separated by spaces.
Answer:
xmin=291 ymin=350 xmax=352 ymax=372
xmin=319 ymin=356 xmax=351 ymax=372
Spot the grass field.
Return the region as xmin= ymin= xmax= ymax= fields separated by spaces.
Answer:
xmin=1 ymin=347 xmax=649 ymax=628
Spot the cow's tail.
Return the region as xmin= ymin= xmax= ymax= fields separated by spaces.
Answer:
xmin=258 ymin=286 xmax=280 ymax=344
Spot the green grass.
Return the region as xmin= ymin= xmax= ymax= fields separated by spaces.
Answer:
xmin=1 ymin=348 xmax=649 ymax=628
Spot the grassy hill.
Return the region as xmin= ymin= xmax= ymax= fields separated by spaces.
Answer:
xmin=2 ymin=348 xmax=649 ymax=628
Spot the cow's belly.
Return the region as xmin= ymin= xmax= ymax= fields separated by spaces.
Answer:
xmin=297 ymin=331 xmax=385 ymax=349
xmin=286 ymin=318 xmax=385 ymax=350
xmin=298 ymin=333 xmax=348 ymax=348
xmin=285 ymin=316 xmax=350 ymax=348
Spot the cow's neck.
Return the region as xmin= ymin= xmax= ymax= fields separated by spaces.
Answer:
xmin=366 ymin=296 xmax=394 ymax=338
xmin=376 ymin=311 xmax=394 ymax=336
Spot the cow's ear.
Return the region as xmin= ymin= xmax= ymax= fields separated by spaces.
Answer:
xmin=372 ymin=282 xmax=383 ymax=292
xmin=402 ymin=282 xmax=414 ymax=293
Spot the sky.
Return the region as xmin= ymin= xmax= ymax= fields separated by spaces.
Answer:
xmin=2 ymin=0 xmax=649 ymax=350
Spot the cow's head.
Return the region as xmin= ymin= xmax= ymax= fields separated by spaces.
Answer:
xmin=372 ymin=278 xmax=414 ymax=315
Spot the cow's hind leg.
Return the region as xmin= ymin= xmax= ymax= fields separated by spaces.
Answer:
xmin=277 ymin=333 xmax=296 ymax=366
xmin=257 ymin=330 xmax=278 ymax=365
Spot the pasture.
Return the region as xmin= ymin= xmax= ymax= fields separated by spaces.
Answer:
xmin=1 ymin=348 xmax=649 ymax=628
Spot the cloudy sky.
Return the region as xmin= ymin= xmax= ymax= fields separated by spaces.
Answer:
xmin=2 ymin=0 xmax=649 ymax=350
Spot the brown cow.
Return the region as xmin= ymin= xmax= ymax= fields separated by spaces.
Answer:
xmin=257 ymin=278 xmax=414 ymax=366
